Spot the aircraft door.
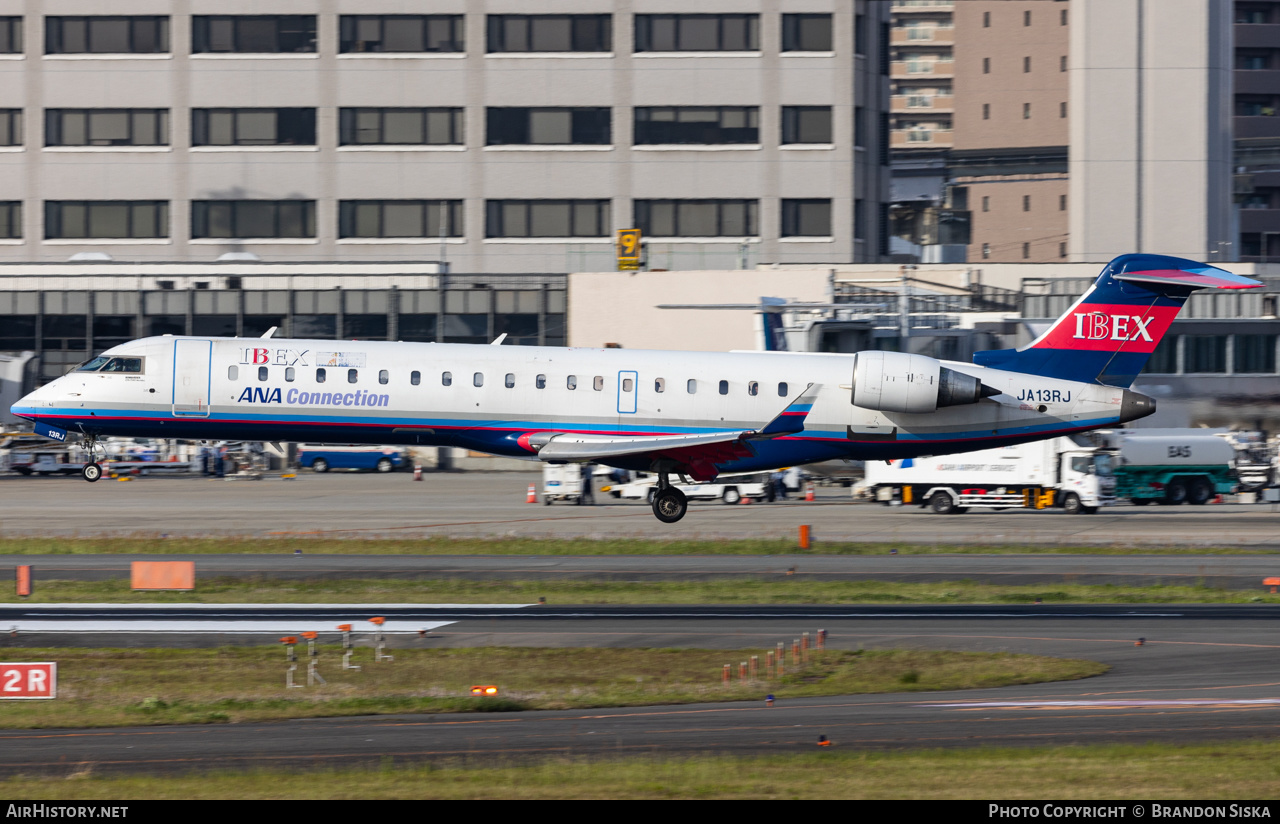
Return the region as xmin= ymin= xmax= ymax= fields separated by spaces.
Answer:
xmin=617 ymin=370 xmax=637 ymax=414
xmin=172 ymin=339 xmax=213 ymax=417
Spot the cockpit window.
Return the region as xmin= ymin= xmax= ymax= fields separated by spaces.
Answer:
xmin=78 ymin=356 xmax=143 ymax=373
xmin=76 ymin=356 xmax=112 ymax=372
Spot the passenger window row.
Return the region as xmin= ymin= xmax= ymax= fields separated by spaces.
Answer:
xmin=228 ymin=364 xmax=790 ymax=398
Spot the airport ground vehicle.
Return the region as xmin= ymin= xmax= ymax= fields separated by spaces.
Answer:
xmin=8 ymin=446 xmax=87 ymax=476
xmin=298 ymin=444 xmax=407 ymax=473
xmin=860 ymin=437 xmax=1114 ymax=514
xmin=1095 ymin=432 xmax=1237 ymax=505
xmin=603 ymin=471 xmax=774 ymax=505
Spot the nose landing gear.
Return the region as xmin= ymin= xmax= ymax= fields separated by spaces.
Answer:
xmin=651 ymin=471 xmax=688 ymax=523
xmin=80 ymin=434 xmax=103 ymax=483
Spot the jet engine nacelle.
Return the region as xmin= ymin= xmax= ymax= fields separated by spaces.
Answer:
xmin=851 ymin=351 xmax=993 ymax=414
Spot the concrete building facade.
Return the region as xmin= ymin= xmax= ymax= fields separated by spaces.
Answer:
xmin=1068 ymin=0 xmax=1234 ymax=262
xmin=1235 ymin=0 xmax=1280 ymax=263
xmin=0 ymin=1 xmax=891 ymax=273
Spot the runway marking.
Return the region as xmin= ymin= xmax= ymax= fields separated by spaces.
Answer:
xmin=921 ymin=699 xmax=1280 ymax=709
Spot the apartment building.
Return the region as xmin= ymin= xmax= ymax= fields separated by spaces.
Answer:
xmin=951 ymin=0 xmax=1069 ymax=264
xmin=888 ymin=0 xmax=953 ymax=151
xmin=0 ymin=2 xmax=891 ymax=273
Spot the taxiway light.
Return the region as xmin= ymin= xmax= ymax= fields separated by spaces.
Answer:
xmin=470 ymin=686 xmax=499 ymax=696
xmin=301 ymin=631 xmax=318 ymax=641
xmin=369 ymin=616 xmax=386 ymax=626
xmin=336 ymin=624 xmax=352 ymax=632
xmin=280 ymin=636 xmax=298 ymax=645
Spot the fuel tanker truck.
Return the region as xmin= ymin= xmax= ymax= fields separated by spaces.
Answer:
xmin=1104 ymin=433 xmax=1237 ymax=506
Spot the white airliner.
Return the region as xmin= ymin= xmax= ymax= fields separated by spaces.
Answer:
xmin=10 ymin=254 xmax=1261 ymax=523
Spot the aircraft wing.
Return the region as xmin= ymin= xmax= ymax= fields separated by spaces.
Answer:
xmin=530 ymin=384 xmax=820 ymax=481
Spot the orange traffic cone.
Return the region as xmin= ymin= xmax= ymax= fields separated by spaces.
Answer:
xmin=805 ymin=483 xmax=815 ymax=502
xmin=413 ymin=464 xmax=423 ymax=481
xmin=526 ymin=484 xmax=537 ymax=504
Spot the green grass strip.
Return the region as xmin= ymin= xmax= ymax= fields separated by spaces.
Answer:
xmin=0 ymin=647 xmax=1105 ymax=730
xmin=4 ymin=741 xmax=1280 ymax=798
xmin=0 ymin=536 xmax=1272 ymax=556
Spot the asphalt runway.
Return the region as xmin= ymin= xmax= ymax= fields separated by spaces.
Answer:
xmin=2 ymin=609 xmax=1279 ymax=776
xmin=1 ymin=471 xmax=1279 ymax=547
xmin=5 ymin=553 xmax=1278 ymax=589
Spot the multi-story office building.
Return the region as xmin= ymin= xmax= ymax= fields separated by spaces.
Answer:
xmin=1235 ymin=0 xmax=1280 ymax=262
xmin=950 ymin=0 xmax=1069 ymax=264
xmin=0 ymin=2 xmax=891 ymax=273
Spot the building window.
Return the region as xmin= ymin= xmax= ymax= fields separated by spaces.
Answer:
xmin=782 ymin=14 xmax=832 ymax=52
xmin=1022 ymin=242 xmax=1030 ymax=259
xmin=192 ymin=16 xmax=316 ymax=54
xmin=855 ymin=14 xmax=866 ymax=54
xmin=983 ymin=57 xmax=990 ymax=74
xmin=0 ymin=202 xmax=20 ymax=239
xmin=0 ymin=17 xmax=21 ymax=54
xmin=487 ymin=14 xmax=611 ymax=53
xmin=45 ymin=109 xmax=168 ymax=147
xmin=781 ymin=106 xmax=832 ymax=144
xmin=634 ymin=199 xmax=758 ymax=238
xmin=191 ymin=201 xmax=316 ymax=239
xmin=339 ymin=108 xmax=462 ymax=146
xmin=1059 ymin=242 xmax=1067 ymax=258
xmin=983 ymin=103 xmax=990 ymax=120
xmin=978 ymin=196 xmax=988 ymax=213
xmin=634 ymin=107 xmax=758 ymax=145
xmin=1061 ymin=9 xmax=1069 ymax=26
xmin=1061 ymin=55 xmax=1067 ymax=72
xmin=192 ymin=109 xmax=316 ymax=146
xmin=781 ymin=199 xmax=832 ymax=237
xmin=634 ymin=14 xmax=759 ymax=52
xmin=485 ymin=200 xmax=610 ymax=238
xmin=1024 ymin=10 xmax=1032 ymax=26
xmin=0 ymin=110 xmax=21 ymax=147
xmin=339 ymin=15 xmax=464 ymax=53
xmin=1059 ymin=194 xmax=1067 ymax=210
xmin=1023 ymin=103 xmax=1031 ymax=119
xmin=1060 ymin=101 xmax=1068 ymax=118
xmin=982 ymin=243 xmax=990 ymax=259
xmin=486 ymin=108 xmax=610 ymax=146
xmin=44 ymin=201 xmax=168 ymax=239
xmin=983 ymin=12 xmax=991 ymax=27
xmin=1184 ymin=335 xmax=1228 ymax=373
xmin=340 ymin=200 xmax=463 ymax=239
xmin=46 ymin=17 xmax=168 ymax=54
xmin=1234 ymin=335 xmax=1277 ymax=373
xmin=1023 ymin=56 xmax=1031 ymax=72
xmin=1022 ymin=195 xmax=1031 ymax=212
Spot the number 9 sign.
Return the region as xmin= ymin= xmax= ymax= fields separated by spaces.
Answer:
xmin=616 ymin=229 xmax=642 ymax=270
xmin=1 ymin=663 xmax=57 ymax=699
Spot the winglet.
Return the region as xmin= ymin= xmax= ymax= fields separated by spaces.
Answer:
xmin=757 ymin=383 xmax=820 ymax=438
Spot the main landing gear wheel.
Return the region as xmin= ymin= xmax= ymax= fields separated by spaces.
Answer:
xmin=82 ymin=462 xmax=102 ymax=483
xmin=652 ymin=487 xmax=688 ymax=524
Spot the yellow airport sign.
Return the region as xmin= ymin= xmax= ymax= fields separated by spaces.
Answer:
xmin=616 ymin=229 xmax=641 ymax=270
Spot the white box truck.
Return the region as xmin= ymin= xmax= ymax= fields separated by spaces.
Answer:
xmin=860 ymin=437 xmax=1115 ymax=515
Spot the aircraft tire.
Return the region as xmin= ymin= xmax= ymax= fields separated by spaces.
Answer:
xmin=82 ymin=462 xmax=102 ymax=483
xmin=652 ymin=487 xmax=688 ymax=523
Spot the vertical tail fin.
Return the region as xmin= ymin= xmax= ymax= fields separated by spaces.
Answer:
xmin=972 ymin=254 xmax=1262 ymax=387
